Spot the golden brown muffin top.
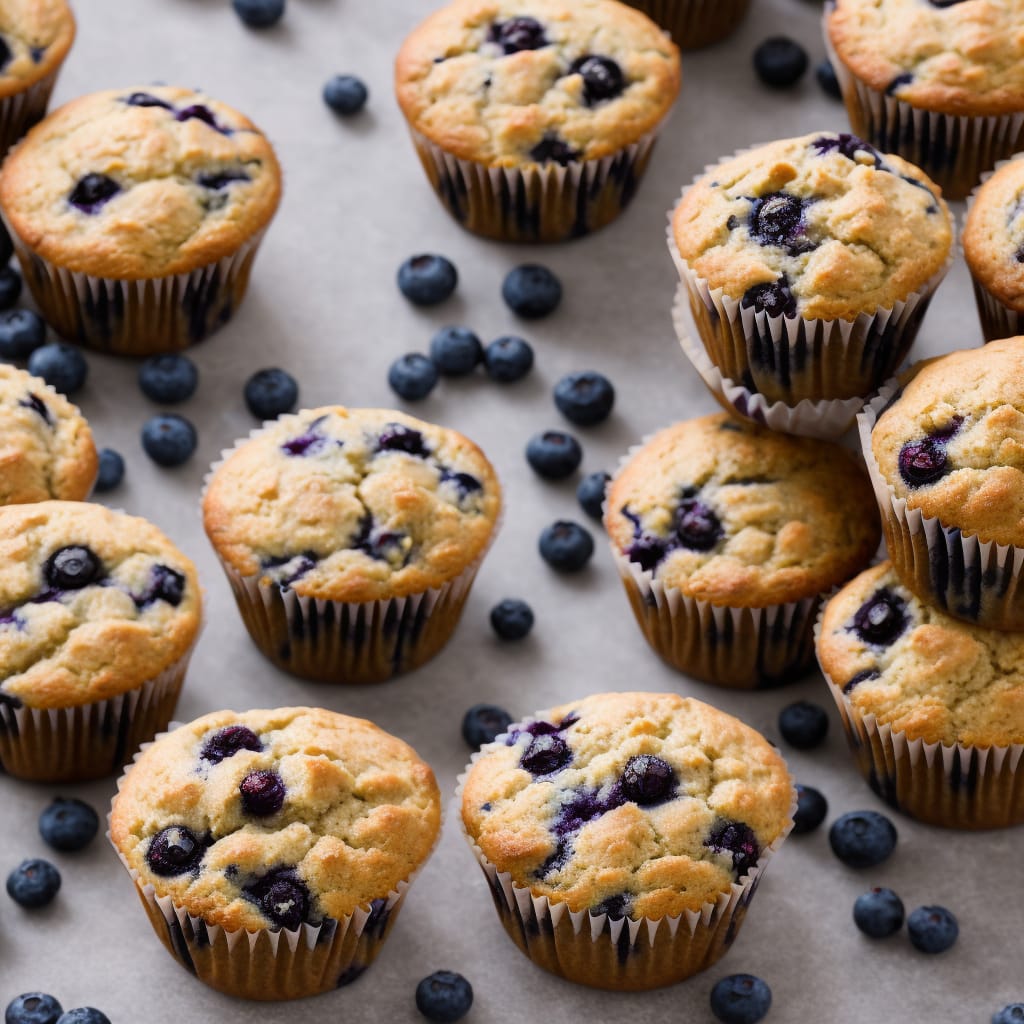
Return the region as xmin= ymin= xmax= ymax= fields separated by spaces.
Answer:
xmin=963 ymin=157 xmax=1024 ymax=312
xmin=0 ymin=0 xmax=74 ymax=100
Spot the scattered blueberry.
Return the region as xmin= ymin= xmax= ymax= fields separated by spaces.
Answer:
xmin=502 ymin=264 xmax=562 ymax=319
xmin=490 ymin=16 xmax=547 ymax=54
xmin=676 ymin=498 xmax=722 ymax=550
xmin=490 ymin=598 xmax=534 ymax=640
xmin=201 ymin=725 xmax=262 ymax=764
xmin=483 ymin=335 xmax=533 ymax=382
xmin=232 ymin=0 xmax=284 ymax=28
xmin=239 ymin=770 xmax=286 ymax=816
xmin=55 ymin=1011 xmax=110 ymax=1024
xmin=242 ymin=867 xmax=310 ymax=930
xmin=816 ymin=59 xmax=842 ymax=99
xmin=68 ymin=174 xmax=120 ymax=214
xmin=44 ymin=546 xmax=101 ymax=590
xmin=993 ymin=1005 xmax=1024 ymax=1024
xmin=6 ymin=859 xmax=60 ymax=909
xmin=520 ymin=733 xmax=571 ymax=775
xmin=462 ymin=703 xmax=514 ymax=748
xmin=710 ymin=974 xmax=773 ymax=1024
xmin=898 ymin=437 xmax=950 ymax=487
xmin=94 ymin=448 xmax=125 ymax=493
xmin=0 ymin=265 xmax=22 ymax=309
xmin=778 ymin=701 xmax=829 ymax=749
xmin=429 ymin=326 xmax=483 ymax=377
xmin=553 ymin=371 xmax=615 ymax=426
xmin=529 ymin=134 xmax=579 ymax=166
xmin=27 ymin=344 xmax=86 ymax=396
xmin=397 ymin=254 xmax=457 ymax=306
xmin=146 ymin=825 xmax=205 ymax=876
xmin=244 ymin=367 xmax=298 ymax=419
xmin=621 ymin=755 xmax=675 ymax=805
xmin=415 ymin=970 xmax=473 ymax=1023
xmin=569 ymin=54 xmax=625 ymax=104
xmin=829 ymin=810 xmax=897 ymax=868
xmin=4 ymin=993 xmax=63 ymax=1024
xmin=138 ymin=353 xmax=198 ymax=404
xmin=0 ymin=309 xmax=43 ymax=360
xmin=141 ymin=414 xmax=198 ymax=467
xmin=907 ymin=905 xmax=959 ymax=954
xmin=577 ymin=471 xmax=610 ymax=521
xmin=526 ymin=430 xmax=582 ymax=480
xmin=853 ymin=589 xmax=907 ymax=646
xmin=853 ymin=887 xmax=905 ymax=939
xmin=742 ymin=277 xmax=797 ymax=317
xmin=792 ymin=784 xmax=828 ymax=834
xmin=539 ymin=520 xmax=594 ymax=572
xmin=388 ymin=353 xmax=439 ymax=401
xmin=39 ymin=798 xmax=99 ymax=853
xmin=753 ymin=36 xmax=808 ymax=88
xmin=323 ymin=74 xmax=368 ymax=115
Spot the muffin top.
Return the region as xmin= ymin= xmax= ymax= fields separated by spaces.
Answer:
xmin=461 ymin=691 xmax=793 ymax=919
xmin=202 ymin=407 xmax=502 ymax=602
xmin=0 ymin=502 xmax=201 ymax=710
xmin=0 ymin=0 xmax=75 ymax=100
xmin=109 ymin=707 xmax=441 ymax=931
xmin=828 ymin=0 xmax=1024 ymax=117
xmin=0 ymin=86 xmax=281 ymax=279
xmin=605 ymin=414 xmax=880 ymax=606
xmin=0 ymin=364 xmax=97 ymax=505
xmin=870 ymin=338 xmax=1024 ymax=547
xmin=963 ymin=158 xmax=1024 ymax=311
xmin=818 ymin=561 xmax=1024 ymax=746
xmin=394 ymin=0 xmax=681 ymax=166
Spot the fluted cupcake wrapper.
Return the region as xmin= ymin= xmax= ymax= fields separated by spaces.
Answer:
xmin=622 ymin=0 xmax=750 ymax=49
xmin=672 ymin=286 xmax=864 ymax=440
xmin=407 ymin=126 xmax=660 ymax=244
xmin=858 ymin=384 xmax=1024 ymax=631
xmin=453 ymin=736 xmax=795 ymax=991
xmin=0 ymin=67 xmax=63 ymax=159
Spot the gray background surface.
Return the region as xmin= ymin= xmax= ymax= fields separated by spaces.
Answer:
xmin=1 ymin=0 xmax=1021 ymax=1020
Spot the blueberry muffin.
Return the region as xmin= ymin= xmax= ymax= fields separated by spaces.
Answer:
xmin=0 ymin=85 xmax=282 ymax=355
xmin=202 ymin=407 xmax=502 ymax=684
xmin=817 ymin=561 xmax=1024 ymax=827
xmin=0 ymin=501 xmax=201 ymax=782
xmin=621 ymin=0 xmax=749 ymax=50
xmin=0 ymin=363 xmax=97 ymax=505
xmin=394 ymin=0 xmax=681 ymax=242
xmin=605 ymin=413 xmax=880 ymax=687
xmin=866 ymin=337 xmax=1024 ymax=630
xmin=827 ymin=0 xmax=1024 ymax=198
xmin=110 ymin=706 xmax=441 ymax=1000
xmin=670 ymin=132 xmax=952 ymax=405
xmin=460 ymin=691 xmax=794 ymax=989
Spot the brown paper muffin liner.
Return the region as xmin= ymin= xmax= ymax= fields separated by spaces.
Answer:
xmin=673 ymin=286 xmax=864 ymax=440
xmin=622 ymin=0 xmax=750 ymax=49
xmin=858 ymin=384 xmax=1024 ymax=631
xmin=454 ymin=744 xmax=795 ymax=990
xmin=0 ymin=68 xmax=64 ymax=159
xmin=407 ymin=127 xmax=660 ymax=244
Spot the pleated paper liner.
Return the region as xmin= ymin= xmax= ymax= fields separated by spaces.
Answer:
xmin=858 ymin=383 xmax=1024 ymax=631
xmin=407 ymin=126 xmax=659 ymax=244
xmin=0 ymin=68 xmax=64 ymax=159
xmin=672 ymin=286 xmax=864 ymax=441
xmin=454 ymin=736 xmax=795 ymax=991
xmin=622 ymin=0 xmax=750 ymax=49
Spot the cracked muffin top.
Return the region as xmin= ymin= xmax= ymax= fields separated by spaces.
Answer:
xmin=0 ymin=501 xmax=201 ymax=709
xmin=202 ymin=407 xmax=502 ymax=602
xmin=963 ymin=157 xmax=1024 ymax=312
xmin=394 ymin=0 xmax=681 ymax=167
xmin=670 ymin=132 xmax=952 ymax=321
xmin=461 ymin=691 xmax=794 ymax=919
xmin=0 ymin=85 xmax=281 ymax=279
xmin=817 ymin=561 xmax=1024 ymax=746
xmin=0 ymin=0 xmax=74 ymax=99
xmin=0 ymin=364 xmax=97 ymax=505
xmin=109 ymin=707 xmax=442 ymax=931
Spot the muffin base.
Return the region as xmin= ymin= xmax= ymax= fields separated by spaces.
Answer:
xmin=622 ymin=0 xmax=751 ymax=49
xmin=0 ymin=69 xmax=64 ymax=160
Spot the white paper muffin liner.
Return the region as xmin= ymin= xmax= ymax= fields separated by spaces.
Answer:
xmin=0 ymin=67 xmax=63 ymax=158
xmin=672 ymin=285 xmax=864 ymax=440
xmin=622 ymin=0 xmax=750 ymax=49
xmin=858 ymin=383 xmax=1024 ymax=631
xmin=453 ymin=726 xmax=795 ymax=990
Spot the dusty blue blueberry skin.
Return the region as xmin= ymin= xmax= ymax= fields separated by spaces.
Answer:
xmin=415 ymin=970 xmax=474 ymax=1023
xmin=0 ymin=265 xmax=22 ymax=310
xmin=27 ymin=344 xmax=87 ymax=396
xmin=907 ymin=905 xmax=959 ymax=953
xmin=829 ymin=810 xmax=898 ymax=868
xmin=429 ymin=326 xmax=484 ymax=377
xmin=138 ymin=354 xmax=198 ymax=404
xmin=792 ymin=784 xmax=828 ymax=834
xmin=502 ymin=264 xmax=562 ymax=318
xmin=538 ymin=520 xmax=594 ymax=572
xmin=577 ymin=471 xmax=610 ymax=522
xmin=526 ymin=430 xmax=582 ymax=480
xmin=0 ymin=309 xmax=46 ymax=360
xmin=553 ymin=371 xmax=615 ymax=426
xmin=55 ymin=1011 xmax=110 ymax=1024
xmin=388 ymin=353 xmax=439 ymax=401
xmin=244 ymin=368 xmax=298 ymax=419
xmin=752 ymin=36 xmax=808 ymax=88
xmin=6 ymin=858 xmax=61 ymax=909
xmin=778 ymin=700 xmax=829 ymax=749
xmin=483 ymin=335 xmax=534 ymax=382
xmin=853 ymin=887 xmax=905 ymax=939
xmin=39 ymin=798 xmax=99 ymax=853
xmin=140 ymin=414 xmax=198 ymax=467
xmin=490 ymin=598 xmax=534 ymax=640
xmin=710 ymin=973 xmax=773 ymax=1024
xmin=4 ymin=993 xmax=64 ymax=1024
xmin=93 ymin=448 xmax=124 ymax=493
xmin=462 ymin=703 xmax=514 ymax=748
xmin=232 ymin=0 xmax=285 ymax=28
xmin=993 ymin=1004 xmax=1024 ymax=1024
xmin=323 ymin=74 xmax=368 ymax=115
xmin=397 ymin=254 xmax=458 ymax=306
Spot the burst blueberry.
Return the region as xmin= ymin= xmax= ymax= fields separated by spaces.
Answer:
xmin=553 ymin=371 xmax=615 ymax=426
xmin=748 ymin=193 xmax=810 ymax=250
xmin=39 ymin=798 xmax=99 ymax=853
xmin=520 ymin=733 xmax=572 ymax=775
xmin=145 ymin=826 xmax=205 ymax=876
xmin=415 ymin=970 xmax=473 ymax=1023
xmin=569 ymin=55 xmax=625 ymax=104
xmin=899 ymin=437 xmax=950 ymax=487
xmin=621 ymin=755 xmax=675 ymax=805
xmin=430 ymin=326 xmax=483 ymax=376
xmin=6 ymin=859 xmax=61 ymax=909
xmin=68 ymin=174 xmax=120 ymax=213
xmin=378 ymin=423 xmax=429 ymax=456
xmin=141 ymin=414 xmax=197 ymax=467
xmin=244 ymin=367 xmax=298 ymax=419
xmin=123 ymin=91 xmax=172 ymax=109
xmin=526 ymin=430 xmax=582 ymax=479
xmin=710 ymin=974 xmax=772 ymax=1024
xmin=792 ymin=784 xmax=828 ymax=834
xmin=502 ymin=264 xmax=562 ymax=318
xmin=490 ymin=16 xmax=547 ymax=53
xmin=201 ymin=725 xmax=262 ymax=764
xmin=852 ymin=590 xmax=907 ymax=646
xmin=705 ymin=820 xmax=760 ymax=877
xmin=907 ymin=905 xmax=958 ymax=953
xmin=94 ymin=448 xmax=125 ymax=493
xmin=240 ymin=770 xmax=286 ymax=816
xmin=753 ymin=36 xmax=808 ymax=88
xmin=490 ymin=598 xmax=534 ymax=641
xmin=829 ymin=810 xmax=897 ymax=868
xmin=741 ymin=277 xmax=797 ymax=318
xmin=0 ymin=309 xmax=46 ymax=359
xmin=462 ymin=703 xmax=514 ymax=748
xmin=0 ymin=265 xmax=21 ymax=310
xmin=529 ymin=134 xmax=580 ymax=166
xmin=676 ymin=498 xmax=722 ymax=550
xmin=243 ymin=868 xmax=310 ymax=930
xmin=778 ymin=700 xmax=829 ymax=749
xmin=27 ymin=344 xmax=87 ymax=396
xmin=44 ymin=546 xmax=101 ymax=590
xmin=5 ymin=993 xmax=63 ymax=1024
xmin=232 ymin=0 xmax=285 ymax=28
xmin=397 ymin=254 xmax=457 ymax=306
xmin=483 ymin=335 xmax=534 ymax=382
xmin=577 ymin=471 xmax=610 ymax=521
xmin=138 ymin=354 xmax=198 ymax=404
xmin=853 ymin=887 xmax=905 ymax=938
xmin=323 ymin=74 xmax=368 ymax=116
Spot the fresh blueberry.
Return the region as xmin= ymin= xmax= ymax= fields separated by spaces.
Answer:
xmin=778 ymin=701 xmax=829 ymax=749
xmin=55 ymin=1011 xmax=110 ymax=1024
xmin=520 ymin=733 xmax=572 ymax=775
xmin=44 ymin=546 xmax=101 ymax=590
xmin=323 ymin=74 xmax=368 ymax=115
xmin=490 ymin=16 xmax=547 ymax=54
xmin=138 ymin=353 xmax=198 ymax=404
xmin=538 ymin=520 xmax=594 ymax=572
xmin=430 ymin=326 xmax=483 ymax=376
xmin=146 ymin=826 xmax=204 ymax=876
xmin=792 ymin=784 xmax=828 ymax=834
xmin=239 ymin=770 xmax=286 ymax=816
xmin=141 ymin=414 xmax=197 ymax=467
xmin=502 ymin=264 xmax=562 ymax=318
xmin=397 ymin=254 xmax=457 ymax=306
xmin=753 ymin=36 xmax=808 ymax=88
xmin=6 ymin=859 xmax=60 ymax=909
xmin=490 ymin=598 xmax=534 ymax=640
xmin=577 ymin=471 xmax=610 ymax=521
xmin=853 ymin=887 xmax=905 ymax=939
xmin=232 ymin=0 xmax=284 ymax=28
xmin=816 ymin=59 xmax=842 ymax=99
xmin=68 ymin=174 xmax=120 ymax=214
xmin=243 ymin=868 xmax=310 ymax=930
xmin=526 ymin=430 xmax=582 ymax=480
xmin=201 ymin=725 xmax=262 ymax=764
xmin=415 ymin=970 xmax=473 ymax=1023
xmin=621 ymin=755 xmax=675 ymax=805
xmin=244 ymin=367 xmax=298 ymax=419
xmin=388 ymin=353 xmax=439 ymax=401
xmin=27 ymin=344 xmax=87 ymax=396
xmin=710 ymin=974 xmax=773 ymax=1024
xmin=852 ymin=590 xmax=907 ymax=646
xmin=462 ymin=703 xmax=514 ymax=749
xmin=553 ymin=371 xmax=614 ymax=426
xmin=0 ymin=266 xmax=22 ymax=309
xmin=569 ymin=55 xmax=625 ymax=104
xmin=39 ymin=798 xmax=99 ymax=852
xmin=993 ymin=1005 xmax=1024 ymax=1024
xmin=0 ymin=309 xmax=46 ymax=359
xmin=94 ymin=448 xmax=125 ymax=493
xmin=5 ymin=994 xmax=64 ymax=1024
xmin=829 ymin=810 xmax=897 ymax=868
xmin=483 ymin=335 xmax=534 ymax=382
xmin=907 ymin=905 xmax=959 ymax=954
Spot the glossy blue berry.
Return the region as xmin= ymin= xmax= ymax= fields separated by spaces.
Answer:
xmin=483 ymin=335 xmax=533 ymax=382
xmin=816 ymin=59 xmax=842 ymax=99
xmin=0 ymin=309 xmax=45 ymax=359
xmin=539 ymin=520 xmax=594 ymax=572
xmin=27 ymin=343 xmax=87 ymax=396
xmin=502 ymin=264 xmax=562 ymax=318
xmin=462 ymin=703 xmax=514 ymax=749
xmin=138 ymin=353 xmax=198 ymax=404
xmin=792 ymin=784 xmax=828 ymax=834
xmin=0 ymin=265 xmax=22 ymax=309
xmin=55 ymin=1012 xmax=110 ymax=1024
xmin=993 ymin=1005 xmax=1024 ymax=1024
xmin=907 ymin=905 xmax=958 ymax=953
xmin=4 ymin=993 xmax=63 ymax=1024
xmin=778 ymin=700 xmax=829 ymax=749
xmin=94 ymin=448 xmax=125 ymax=493
xmin=244 ymin=367 xmax=298 ymax=419
xmin=415 ymin=970 xmax=473 ymax=1023
xmin=430 ymin=326 xmax=483 ymax=376
xmin=753 ymin=36 xmax=808 ymax=88
xmin=490 ymin=598 xmax=534 ymax=640
xmin=397 ymin=254 xmax=457 ymax=306
xmin=710 ymin=974 xmax=772 ymax=1024
xmin=829 ymin=810 xmax=897 ymax=868
xmin=526 ymin=430 xmax=582 ymax=479
xmin=323 ymin=74 xmax=368 ymax=115
xmin=577 ymin=471 xmax=610 ymax=521
xmin=553 ymin=371 xmax=615 ymax=426
xmin=232 ymin=0 xmax=284 ymax=28
xmin=39 ymin=797 xmax=99 ymax=852
xmin=853 ymin=887 xmax=905 ymax=939
xmin=388 ymin=353 xmax=438 ymax=401
xmin=141 ymin=414 xmax=197 ymax=467
xmin=6 ymin=858 xmax=61 ymax=908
